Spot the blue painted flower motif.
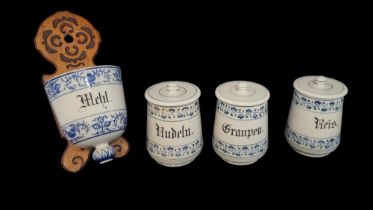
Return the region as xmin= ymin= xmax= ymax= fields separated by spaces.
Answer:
xmin=113 ymin=71 xmax=122 ymax=81
xmin=44 ymin=66 xmax=123 ymax=102
xmin=111 ymin=112 xmax=127 ymax=129
xmin=147 ymin=102 xmax=200 ymax=121
xmin=147 ymin=137 xmax=203 ymax=158
xmin=63 ymin=121 xmax=90 ymax=143
xmin=92 ymin=116 xmax=112 ymax=134
xmin=216 ymin=101 xmax=267 ymax=120
xmin=62 ymin=110 xmax=127 ymax=144
xmin=86 ymin=73 xmax=96 ymax=84
xmin=213 ymin=137 xmax=268 ymax=157
xmin=67 ymin=128 xmax=76 ymax=138
xmin=292 ymin=91 xmax=343 ymax=113
xmin=45 ymin=81 xmax=61 ymax=99
xmin=285 ymin=125 xmax=340 ymax=150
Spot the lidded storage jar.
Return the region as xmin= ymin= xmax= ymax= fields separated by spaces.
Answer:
xmin=285 ymin=76 xmax=348 ymax=157
xmin=213 ymin=81 xmax=270 ymax=165
xmin=145 ymin=81 xmax=203 ymax=167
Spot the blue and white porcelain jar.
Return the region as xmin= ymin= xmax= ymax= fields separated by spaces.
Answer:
xmin=213 ymin=81 xmax=270 ymax=165
xmin=44 ymin=65 xmax=127 ymax=164
xmin=285 ymin=76 xmax=348 ymax=157
xmin=145 ymin=81 xmax=203 ymax=167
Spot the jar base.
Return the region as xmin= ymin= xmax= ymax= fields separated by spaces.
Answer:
xmin=155 ymin=159 xmax=195 ymax=167
xmin=288 ymin=144 xmax=331 ymax=158
xmin=213 ymin=147 xmax=264 ymax=166
xmin=284 ymin=126 xmax=340 ymax=158
xmin=212 ymin=138 xmax=267 ymax=166
xmin=148 ymin=149 xmax=202 ymax=167
xmin=286 ymin=137 xmax=336 ymax=158
xmin=222 ymin=158 xmax=259 ymax=166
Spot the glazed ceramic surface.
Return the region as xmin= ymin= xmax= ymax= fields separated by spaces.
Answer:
xmin=213 ymin=81 xmax=270 ymax=165
xmin=44 ymin=65 xmax=127 ymax=163
xmin=145 ymin=82 xmax=203 ymax=167
xmin=285 ymin=76 xmax=348 ymax=157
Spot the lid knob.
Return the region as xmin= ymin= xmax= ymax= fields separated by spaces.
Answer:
xmin=146 ymin=81 xmax=200 ymax=106
xmin=230 ymin=82 xmax=255 ymax=96
xmin=315 ymin=76 xmax=327 ymax=84
xmin=159 ymin=82 xmax=186 ymax=97
xmin=166 ymin=82 xmax=179 ymax=92
xmin=309 ymin=76 xmax=332 ymax=90
xmin=236 ymin=82 xmax=250 ymax=90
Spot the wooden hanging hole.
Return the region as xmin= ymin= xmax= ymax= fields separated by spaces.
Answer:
xmin=64 ymin=34 xmax=74 ymax=43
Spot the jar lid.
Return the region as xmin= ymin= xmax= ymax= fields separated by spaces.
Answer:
xmin=294 ymin=75 xmax=348 ymax=99
xmin=145 ymin=81 xmax=201 ymax=106
xmin=215 ymin=81 xmax=270 ymax=106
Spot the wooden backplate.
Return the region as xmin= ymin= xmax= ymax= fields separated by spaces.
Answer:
xmin=35 ymin=11 xmax=128 ymax=173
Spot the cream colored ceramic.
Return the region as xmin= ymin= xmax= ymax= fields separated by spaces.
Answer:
xmin=285 ymin=76 xmax=348 ymax=157
xmin=145 ymin=82 xmax=203 ymax=167
xmin=213 ymin=81 xmax=270 ymax=165
xmin=44 ymin=65 xmax=127 ymax=163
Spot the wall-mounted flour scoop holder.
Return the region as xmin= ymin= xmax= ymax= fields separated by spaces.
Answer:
xmin=35 ymin=11 xmax=129 ymax=172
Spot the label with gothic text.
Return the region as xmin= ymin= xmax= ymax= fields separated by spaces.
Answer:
xmin=287 ymin=92 xmax=343 ymax=139
xmin=214 ymin=102 xmax=268 ymax=145
xmin=147 ymin=113 xmax=202 ymax=146
xmin=146 ymin=101 xmax=203 ymax=159
xmin=213 ymin=101 xmax=268 ymax=159
xmin=45 ymin=67 xmax=127 ymax=145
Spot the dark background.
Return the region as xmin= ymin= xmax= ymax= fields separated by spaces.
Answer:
xmin=8 ymin=2 xmax=368 ymax=191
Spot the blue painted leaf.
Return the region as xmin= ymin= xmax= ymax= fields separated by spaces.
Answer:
xmin=104 ymin=121 xmax=111 ymax=127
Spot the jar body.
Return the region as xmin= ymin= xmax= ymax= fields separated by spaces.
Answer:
xmin=285 ymin=91 xmax=344 ymax=157
xmin=44 ymin=65 xmax=127 ymax=163
xmin=213 ymin=100 xmax=268 ymax=165
xmin=44 ymin=65 xmax=127 ymax=146
xmin=146 ymin=101 xmax=203 ymax=167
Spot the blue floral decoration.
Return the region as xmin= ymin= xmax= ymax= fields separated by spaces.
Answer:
xmin=92 ymin=146 xmax=116 ymax=163
xmin=62 ymin=110 xmax=127 ymax=144
xmin=285 ymin=125 xmax=340 ymax=150
xmin=44 ymin=66 xmax=122 ymax=102
xmin=147 ymin=137 xmax=203 ymax=158
xmin=216 ymin=100 xmax=267 ymax=120
xmin=147 ymin=101 xmax=200 ymax=121
xmin=293 ymin=91 xmax=344 ymax=113
xmin=213 ymin=137 xmax=268 ymax=158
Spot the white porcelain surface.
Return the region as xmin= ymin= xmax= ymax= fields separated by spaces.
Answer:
xmin=215 ymin=80 xmax=270 ymax=106
xmin=145 ymin=81 xmax=203 ymax=167
xmin=213 ymin=81 xmax=270 ymax=165
xmin=285 ymin=76 xmax=348 ymax=157
xmin=44 ymin=65 xmax=127 ymax=163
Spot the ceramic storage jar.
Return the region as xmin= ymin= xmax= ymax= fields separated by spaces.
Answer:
xmin=145 ymin=81 xmax=203 ymax=167
xmin=44 ymin=65 xmax=128 ymax=163
xmin=285 ymin=76 xmax=348 ymax=157
xmin=213 ymin=81 xmax=270 ymax=165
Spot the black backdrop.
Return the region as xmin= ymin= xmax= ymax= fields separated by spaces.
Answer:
xmin=12 ymin=2 xmax=367 ymax=192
